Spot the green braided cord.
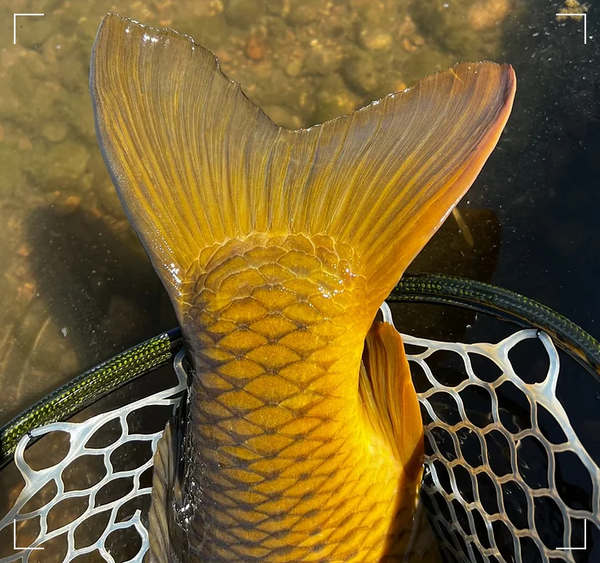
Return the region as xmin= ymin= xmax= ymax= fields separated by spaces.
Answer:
xmin=0 ymin=329 xmax=183 ymax=465
xmin=390 ymin=274 xmax=600 ymax=379
xmin=3 ymin=275 xmax=597 ymax=466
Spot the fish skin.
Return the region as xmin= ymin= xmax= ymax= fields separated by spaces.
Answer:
xmin=179 ymin=234 xmax=419 ymax=561
xmin=90 ymin=13 xmax=515 ymax=562
xmin=149 ymin=234 xmax=425 ymax=562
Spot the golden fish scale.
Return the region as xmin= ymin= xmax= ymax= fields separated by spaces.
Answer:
xmin=179 ymin=234 xmax=420 ymax=562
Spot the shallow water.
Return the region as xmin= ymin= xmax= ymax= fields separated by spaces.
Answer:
xmin=0 ymin=0 xmax=597 ymax=455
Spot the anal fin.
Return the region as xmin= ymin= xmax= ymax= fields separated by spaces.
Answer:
xmin=359 ymin=321 xmax=424 ymax=480
xmin=146 ymin=410 xmax=187 ymax=563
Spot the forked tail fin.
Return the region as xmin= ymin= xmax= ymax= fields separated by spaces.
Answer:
xmin=91 ymin=13 xmax=515 ymax=312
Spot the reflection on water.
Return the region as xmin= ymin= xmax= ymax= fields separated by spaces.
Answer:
xmin=0 ymin=0 xmax=598 ymax=426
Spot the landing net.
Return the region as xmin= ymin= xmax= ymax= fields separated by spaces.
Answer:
xmin=405 ymin=328 xmax=599 ymax=562
xmin=0 ymin=353 xmax=187 ymax=563
xmin=0 ymin=328 xmax=598 ymax=562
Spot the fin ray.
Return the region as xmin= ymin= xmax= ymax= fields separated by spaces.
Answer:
xmin=91 ymin=13 xmax=515 ymax=309
xmin=360 ymin=321 xmax=424 ymax=479
xmin=147 ymin=418 xmax=186 ymax=563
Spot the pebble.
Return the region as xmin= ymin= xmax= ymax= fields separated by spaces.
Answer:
xmin=359 ymin=27 xmax=393 ymax=52
xmin=303 ymin=43 xmax=343 ymax=76
xmin=226 ymin=0 xmax=264 ymax=27
xmin=262 ymin=105 xmax=302 ymax=129
xmin=285 ymin=58 xmax=304 ymax=77
xmin=312 ymin=74 xmax=361 ymax=124
xmin=14 ymin=15 xmax=54 ymax=49
xmin=397 ymin=15 xmax=417 ymax=37
xmin=173 ymin=14 xmax=230 ymax=47
xmin=267 ymin=0 xmax=285 ymax=16
xmin=342 ymin=51 xmax=379 ymax=95
xmin=18 ymin=137 xmax=32 ymax=151
xmin=43 ymin=121 xmax=69 ymax=143
xmin=17 ymin=283 xmax=36 ymax=302
xmin=286 ymin=0 xmax=321 ymax=26
xmin=468 ymin=0 xmax=510 ymax=31
xmin=411 ymin=0 xmax=504 ymax=60
xmin=246 ymin=34 xmax=265 ymax=60
xmin=401 ymin=34 xmax=425 ymax=53
xmin=76 ymin=15 xmax=104 ymax=42
xmin=32 ymin=140 xmax=91 ymax=190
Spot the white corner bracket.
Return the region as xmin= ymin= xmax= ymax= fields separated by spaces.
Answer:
xmin=13 ymin=520 xmax=44 ymax=551
xmin=556 ymin=519 xmax=588 ymax=551
xmin=556 ymin=12 xmax=588 ymax=45
xmin=13 ymin=13 xmax=45 ymax=45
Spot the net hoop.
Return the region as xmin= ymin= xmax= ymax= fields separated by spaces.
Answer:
xmin=1 ymin=275 xmax=599 ymax=562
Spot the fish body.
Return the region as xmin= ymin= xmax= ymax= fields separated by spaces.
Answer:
xmin=90 ymin=13 xmax=515 ymax=562
xmin=165 ymin=233 xmax=422 ymax=561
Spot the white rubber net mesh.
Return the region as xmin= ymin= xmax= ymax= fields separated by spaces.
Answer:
xmin=0 ymin=330 xmax=598 ymax=562
xmin=404 ymin=328 xmax=600 ymax=562
xmin=0 ymin=352 xmax=187 ymax=563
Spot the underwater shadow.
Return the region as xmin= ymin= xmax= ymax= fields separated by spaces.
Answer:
xmin=24 ymin=204 xmax=176 ymax=374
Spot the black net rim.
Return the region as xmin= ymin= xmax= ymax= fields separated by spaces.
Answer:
xmin=1 ymin=273 xmax=598 ymax=469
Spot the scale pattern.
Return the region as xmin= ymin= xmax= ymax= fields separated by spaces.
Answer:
xmin=178 ymin=234 xmax=421 ymax=562
xmin=2 ymin=327 xmax=599 ymax=562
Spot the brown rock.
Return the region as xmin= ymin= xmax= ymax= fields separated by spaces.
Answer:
xmin=246 ymin=35 xmax=265 ymax=60
xmin=401 ymin=34 xmax=425 ymax=53
xmin=468 ymin=0 xmax=510 ymax=31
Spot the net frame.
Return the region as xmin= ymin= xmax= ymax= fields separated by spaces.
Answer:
xmin=405 ymin=327 xmax=600 ymax=562
xmin=0 ymin=324 xmax=598 ymax=562
xmin=0 ymin=351 xmax=187 ymax=563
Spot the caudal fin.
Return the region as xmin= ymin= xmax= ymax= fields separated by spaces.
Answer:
xmin=91 ymin=13 xmax=515 ymax=310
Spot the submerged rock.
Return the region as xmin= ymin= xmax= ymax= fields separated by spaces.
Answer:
xmin=14 ymin=14 xmax=54 ymax=50
xmin=395 ymin=45 xmax=456 ymax=88
xmin=7 ymin=52 xmax=45 ymax=102
xmin=358 ymin=26 xmax=393 ymax=53
xmin=342 ymin=50 xmax=380 ymax=95
xmin=285 ymin=56 xmax=304 ymax=77
xmin=311 ymin=74 xmax=361 ymax=124
xmin=42 ymin=121 xmax=69 ymax=143
xmin=286 ymin=0 xmax=322 ymax=26
xmin=261 ymin=105 xmax=302 ymax=129
xmin=31 ymin=140 xmax=91 ymax=191
xmin=226 ymin=0 xmax=264 ymax=27
xmin=246 ymin=33 xmax=266 ymax=60
xmin=468 ymin=0 xmax=511 ymax=31
xmin=411 ymin=0 xmax=511 ymax=60
xmin=303 ymin=41 xmax=343 ymax=76
xmin=173 ymin=14 xmax=230 ymax=48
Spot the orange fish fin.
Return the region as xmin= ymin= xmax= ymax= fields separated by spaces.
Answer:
xmin=92 ymin=13 xmax=515 ymax=309
xmin=147 ymin=421 xmax=186 ymax=563
xmin=359 ymin=321 xmax=424 ymax=480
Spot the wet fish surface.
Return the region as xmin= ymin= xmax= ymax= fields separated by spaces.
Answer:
xmin=90 ymin=13 xmax=515 ymax=562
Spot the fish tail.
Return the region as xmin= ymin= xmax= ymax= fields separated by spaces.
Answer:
xmin=91 ymin=13 xmax=515 ymax=560
xmin=91 ymin=13 xmax=515 ymax=311
xmin=146 ymin=422 xmax=178 ymax=563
